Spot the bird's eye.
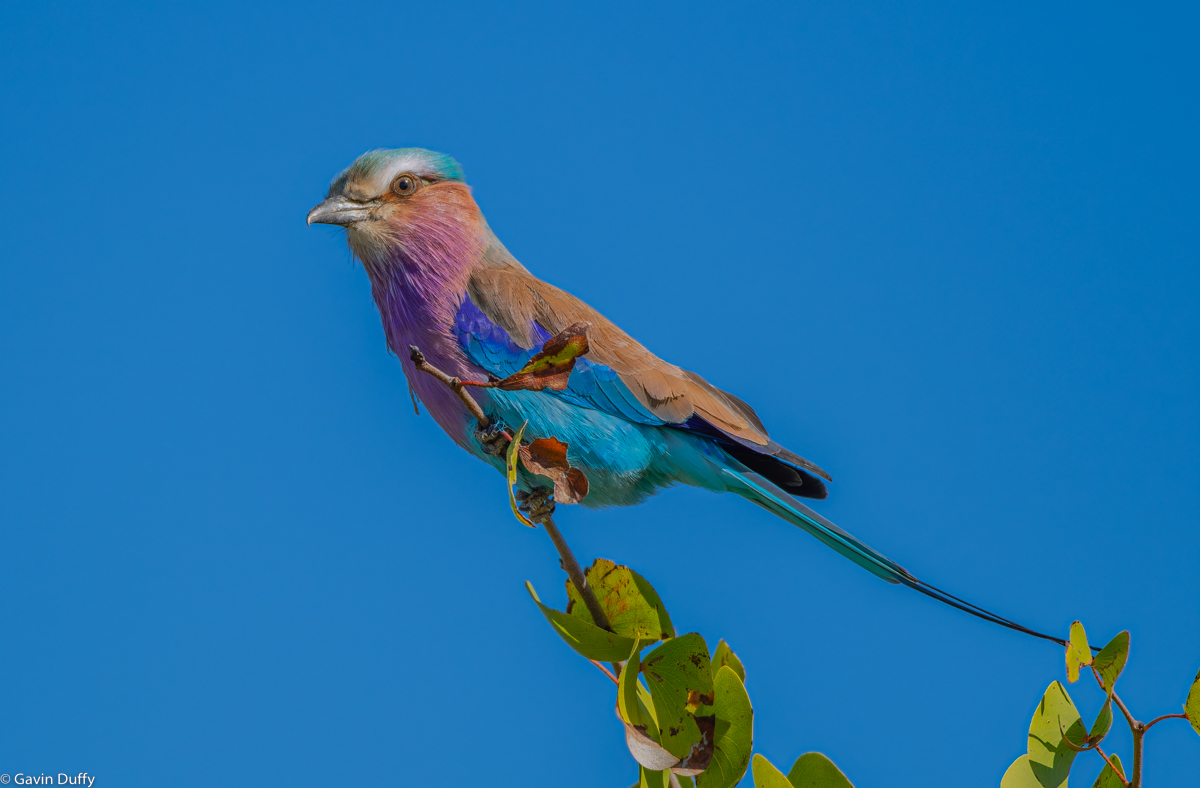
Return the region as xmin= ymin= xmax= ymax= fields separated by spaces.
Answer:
xmin=391 ymin=173 xmax=419 ymax=196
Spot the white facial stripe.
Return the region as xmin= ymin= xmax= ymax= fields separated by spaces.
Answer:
xmin=350 ymin=153 xmax=439 ymax=200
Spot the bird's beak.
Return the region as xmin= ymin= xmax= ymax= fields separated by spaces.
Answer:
xmin=306 ymin=196 xmax=378 ymax=226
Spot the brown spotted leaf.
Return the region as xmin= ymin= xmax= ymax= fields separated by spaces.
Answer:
xmin=493 ymin=321 xmax=590 ymax=392
xmin=519 ymin=436 xmax=589 ymax=504
xmin=641 ymin=633 xmax=714 ymax=760
xmin=567 ymin=558 xmax=675 ymax=641
xmin=525 ymin=581 xmax=640 ymax=662
xmin=694 ymin=666 xmax=753 ymax=788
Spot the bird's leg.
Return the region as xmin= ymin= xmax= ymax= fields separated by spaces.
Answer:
xmin=473 ymin=419 xmax=510 ymax=456
xmin=516 ymin=485 xmax=556 ymax=522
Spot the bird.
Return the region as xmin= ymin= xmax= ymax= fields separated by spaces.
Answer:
xmin=306 ymin=147 xmax=1060 ymax=643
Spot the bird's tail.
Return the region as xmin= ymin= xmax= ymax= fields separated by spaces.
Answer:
xmin=725 ymin=469 xmax=1068 ymax=647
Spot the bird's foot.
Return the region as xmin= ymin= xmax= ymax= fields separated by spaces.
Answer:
xmin=516 ymin=486 xmax=555 ymax=522
xmin=474 ymin=420 xmax=510 ymax=456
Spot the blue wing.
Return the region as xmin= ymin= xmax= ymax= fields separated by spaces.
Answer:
xmin=453 ymin=292 xmax=829 ymax=499
xmin=453 ymin=294 xmax=666 ymax=426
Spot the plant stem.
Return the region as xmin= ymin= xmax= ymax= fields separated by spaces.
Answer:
xmin=1131 ymin=720 xmax=1144 ymax=788
xmin=1093 ymin=745 xmax=1130 ymax=788
xmin=411 ymin=346 xmax=622 ymax=674
xmin=540 ymin=514 xmax=611 ymax=631
xmin=1143 ymin=713 xmax=1187 ymax=730
xmin=1112 ymin=691 xmax=1138 ymax=730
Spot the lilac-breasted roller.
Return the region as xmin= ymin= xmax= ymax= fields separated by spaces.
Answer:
xmin=306 ymin=147 xmax=1060 ymax=643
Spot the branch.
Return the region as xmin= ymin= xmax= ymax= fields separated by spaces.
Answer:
xmin=538 ymin=513 xmax=613 ymax=631
xmin=409 ymin=344 xmax=617 ymax=658
xmin=408 ymin=345 xmax=490 ymax=427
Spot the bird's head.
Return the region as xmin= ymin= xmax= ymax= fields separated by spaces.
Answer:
xmin=307 ymin=148 xmax=478 ymax=265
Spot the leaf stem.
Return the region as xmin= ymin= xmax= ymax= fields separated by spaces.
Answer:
xmin=589 ymin=659 xmax=620 ymax=685
xmin=1143 ymin=713 xmax=1187 ymax=730
xmin=1093 ymin=745 xmax=1129 ymax=788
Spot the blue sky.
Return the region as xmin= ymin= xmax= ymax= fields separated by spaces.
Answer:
xmin=1 ymin=2 xmax=1196 ymax=786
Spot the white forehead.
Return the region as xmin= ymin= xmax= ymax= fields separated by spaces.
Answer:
xmin=344 ymin=153 xmax=422 ymax=199
xmin=335 ymin=148 xmax=463 ymax=200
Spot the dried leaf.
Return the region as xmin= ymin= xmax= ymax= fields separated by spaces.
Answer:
xmin=1094 ymin=631 xmax=1130 ymax=695
xmin=787 ymin=752 xmax=855 ymax=788
xmin=1066 ymin=621 xmax=1092 ymax=683
xmin=567 ymin=558 xmax=675 ymax=641
xmin=519 ymin=436 xmax=589 ymax=504
xmin=625 ymin=725 xmax=680 ymax=773
xmin=694 ymin=666 xmax=753 ymax=788
xmin=672 ymin=715 xmax=715 ymax=777
xmin=494 ymin=321 xmax=590 ymax=392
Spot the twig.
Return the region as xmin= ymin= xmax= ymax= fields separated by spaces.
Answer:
xmin=408 ymin=346 xmax=489 ymax=427
xmin=1093 ymin=745 xmax=1129 ymax=788
xmin=1143 ymin=713 xmax=1187 ymax=730
xmin=538 ymin=514 xmax=612 ymax=631
xmin=589 ymin=659 xmax=620 ymax=685
xmin=409 ymin=344 xmax=620 ymax=672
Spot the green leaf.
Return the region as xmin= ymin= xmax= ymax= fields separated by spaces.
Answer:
xmin=525 ymin=581 xmax=639 ymax=661
xmin=566 ymin=558 xmax=675 ymax=641
xmin=1001 ymin=756 xmax=1044 ymax=788
xmin=1091 ymin=754 xmax=1126 ymax=788
xmin=619 ymin=643 xmax=652 ymax=730
xmin=751 ymin=754 xmax=792 ymax=788
xmin=1027 ymin=681 xmax=1086 ymax=788
xmin=639 ymin=766 xmax=672 ymax=788
xmin=506 ymin=421 xmax=535 ymax=527
xmin=786 ymin=752 xmax=854 ymax=788
xmin=1093 ymin=632 xmax=1130 ymax=695
xmin=621 ymin=642 xmax=692 ymax=772
xmin=641 ymin=633 xmax=714 ymax=759
xmin=1089 ymin=700 xmax=1112 ymax=745
xmin=695 ymin=666 xmax=753 ymax=788
xmin=1186 ymin=668 xmax=1200 ymax=738
xmin=1066 ymin=621 xmax=1092 ymax=683
xmin=711 ymin=639 xmax=746 ymax=683
xmin=675 ymin=777 xmax=696 ymax=788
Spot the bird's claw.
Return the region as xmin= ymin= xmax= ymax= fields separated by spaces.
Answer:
xmin=474 ymin=421 xmax=509 ymax=456
xmin=517 ymin=486 xmax=555 ymax=521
